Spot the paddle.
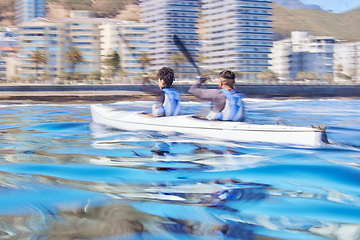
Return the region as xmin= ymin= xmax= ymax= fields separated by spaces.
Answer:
xmin=172 ymin=34 xmax=209 ymax=90
xmin=172 ymin=34 xmax=201 ymax=76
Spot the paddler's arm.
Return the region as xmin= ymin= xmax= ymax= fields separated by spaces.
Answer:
xmin=140 ymin=84 xmax=165 ymax=111
xmin=188 ymin=77 xmax=219 ymax=101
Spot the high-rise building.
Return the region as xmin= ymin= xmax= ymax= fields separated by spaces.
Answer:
xmin=17 ymin=18 xmax=66 ymax=82
xmin=140 ymin=0 xmax=201 ymax=79
xmin=202 ymin=0 xmax=273 ymax=81
xmin=17 ymin=12 xmax=149 ymax=82
xmin=59 ymin=15 xmax=102 ymax=79
xmin=270 ymin=31 xmax=338 ymax=80
xmin=334 ymin=42 xmax=360 ymax=83
xmin=101 ymin=21 xmax=149 ymax=79
xmin=15 ymin=0 xmax=47 ymax=25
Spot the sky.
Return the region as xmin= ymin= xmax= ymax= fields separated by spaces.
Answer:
xmin=301 ymin=0 xmax=360 ymax=13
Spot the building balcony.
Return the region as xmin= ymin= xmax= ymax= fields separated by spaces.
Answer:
xmin=236 ymin=44 xmax=273 ymax=48
xmin=236 ymin=5 xmax=272 ymax=10
xmin=235 ymin=31 xmax=272 ymax=35
xmin=167 ymin=2 xmax=199 ymax=7
xmin=167 ymin=8 xmax=199 ymax=13
xmin=237 ymin=50 xmax=272 ymax=54
xmin=237 ymin=37 xmax=272 ymax=41
xmin=237 ymin=63 xmax=271 ymax=67
xmin=240 ymin=0 xmax=272 ymax=3
xmin=236 ymin=56 xmax=272 ymax=60
xmin=235 ymin=12 xmax=271 ymax=16
xmin=237 ymin=25 xmax=273 ymax=29
xmin=165 ymin=14 xmax=199 ymax=19
xmin=236 ymin=17 xmax=272 ymax=22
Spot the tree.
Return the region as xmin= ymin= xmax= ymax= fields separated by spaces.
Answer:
xmin=335 ymin=64 xmax=343 ymax=73
xmin=336 ymin=72 xmax=351 ymax=81
xmin=170 ymin=52 xmax=185 ymax=77
xmin=66 ymin=47 xmax=83 ymax=80
xmin=348 ymin=68 xmax=357 ymax=83
xmin=30 ymin=49 xmax=47 ymax=81
xmin=323 ymin=73 xmax=333 ymax=84
xmin=104 ymin=50 xmax=120 ymax=79
xmin=307 ymin=72 xmax=317 ymax=81
xmin=296 ymin=72 xmax=307 ymax=81
xmin=89 ymin=70 xmax=101 ymax=81
xmin=138 ymin=52 xmax=151 ymax=73
xmin=257 ymin=69 xmax=279 ymax=82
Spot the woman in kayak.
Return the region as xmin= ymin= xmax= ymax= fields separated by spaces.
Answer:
xmin=188 ymin=70 xmax=245 ymax=121
xmin=141 ymin=67 xmax=181 ymax=117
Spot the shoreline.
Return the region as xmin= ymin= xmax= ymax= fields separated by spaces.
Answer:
xmin=0 ymin=84 xmax=359 ymax=104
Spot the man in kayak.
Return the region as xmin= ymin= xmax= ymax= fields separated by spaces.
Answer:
xmin=141 ymin=67 xmax=181 ymax=117
xmin=188 ymin=70 xmax=245 ymax=121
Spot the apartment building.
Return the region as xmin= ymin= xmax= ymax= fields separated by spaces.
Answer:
xmin=17 ymin=12 xmax=149 ymax=81
xmin=202 ymin=0 xmax=273 ymax=81
xmin=18 ymin=15 xmax=101 ymax=81
xmin=140 ymin=0 xmax=201 ymax=79
xmin=15 ymin=0 xmax=47 ymax=25
xmin=333 ymin=42 xmax=360 ymax=83
xmin=59 ymin=15 xmax=102 ymax=79
xmin=0 ymin=57 xmax=5 ymax=81
xmin=101 ymin=20 xmax=148 ymax=78
xmin=270 ymin=38 xmax=291 ymax=79
xmin=270 ymin=31 xmax=337 ymax=80
xmin=17 ymin=18 xmax=66 ymax=82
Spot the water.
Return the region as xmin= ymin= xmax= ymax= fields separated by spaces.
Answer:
xmin=0 ymin=99 xmax=360 ymax=240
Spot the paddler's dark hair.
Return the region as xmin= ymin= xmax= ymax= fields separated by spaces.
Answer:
xmin=219 ymin=70 xmax=235 ymax=88
xmin=219 ymin=70 xmax=235 ymax=80
xmin=158 ymin=67 xmax=175 ymax=88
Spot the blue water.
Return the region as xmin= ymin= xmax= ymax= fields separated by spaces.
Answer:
xmin=0 ymin=99 xmax=360 ymax=240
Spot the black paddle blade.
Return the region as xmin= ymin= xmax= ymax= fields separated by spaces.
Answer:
xmin=173 ymin=34 xmax=201 ymax=75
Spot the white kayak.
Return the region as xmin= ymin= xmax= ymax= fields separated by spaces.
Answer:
xmin=90 ymin=104 xmax=328 ymax=147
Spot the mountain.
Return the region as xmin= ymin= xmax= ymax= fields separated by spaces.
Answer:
xmin=272 ymin=3 xmax=360 ymax=41
xmin=1 ymin=1 xmax=360 ymax=42
xmin=272 ymin=0 xmax=322 ymax=11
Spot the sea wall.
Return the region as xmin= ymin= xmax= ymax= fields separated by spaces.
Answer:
xmin=0 ymin=84 xmax=359 ymax=98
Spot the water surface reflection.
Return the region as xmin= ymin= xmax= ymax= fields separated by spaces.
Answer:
xmin=0 ymin=100 xmax=359 ymax=239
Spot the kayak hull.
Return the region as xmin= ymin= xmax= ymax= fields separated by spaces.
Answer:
xmin=90 ymin=104 xmax=328 ymax=147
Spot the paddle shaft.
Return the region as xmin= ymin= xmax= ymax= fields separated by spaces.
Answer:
xmin=173 ymin=34 xmax=201 ymax=76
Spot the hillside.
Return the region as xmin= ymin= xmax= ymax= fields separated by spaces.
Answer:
xmin=272 ymin=0 xmax=322 ymax=11
xmin=0 ymin=0 xmax=140 ymax=27
xmin=1 ymin=1 xmax=360 ymax=42
xmin=272 ymin=3 xmax=360 ymax=41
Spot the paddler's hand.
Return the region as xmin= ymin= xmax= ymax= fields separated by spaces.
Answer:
xmin=199 ymin=75 xmax=209 ymax=84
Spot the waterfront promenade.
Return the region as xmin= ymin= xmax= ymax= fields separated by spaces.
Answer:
xmin=0 ymin=84 xmax=359 ymax=104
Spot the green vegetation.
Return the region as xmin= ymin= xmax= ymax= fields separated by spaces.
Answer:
xmin=257 ymin=69 xmax=279 ymax=82
xmin=104 ymin=50 xmax=121 ymax=79
xmin=66 ymin=47 xmax=83 ymax=80
xmin=138 ymin=52 xmax=151 ymax=73
xmin=30 ymin=50 xmax=48 ymax=81
xmin=58 ymin=0 xmax=130 ymax=18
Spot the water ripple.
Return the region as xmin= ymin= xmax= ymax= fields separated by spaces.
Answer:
xmin=0 ymin=100 xmax=359 ymax=239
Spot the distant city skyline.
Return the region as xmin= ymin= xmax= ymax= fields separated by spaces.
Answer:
xmin=301 ymin=0 xmax=360 ymax=13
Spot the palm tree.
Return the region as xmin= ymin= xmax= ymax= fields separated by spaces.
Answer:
xmin=104 ymin=50 xmax=120 ymax=79
xmin=30 ymin=49 xmax=47 ymax=82
xmin=296 ymin=72 xmax=307 ymax=81
xmin=138 ymin=52 xmax=151 ymax=73
xmin=66 ymin=47 xmax=83 ymax=80
xmin=170 ymin=52 xmax=185 ymax=78
xmin=307 ymin=72 xmax=317 ymax=81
